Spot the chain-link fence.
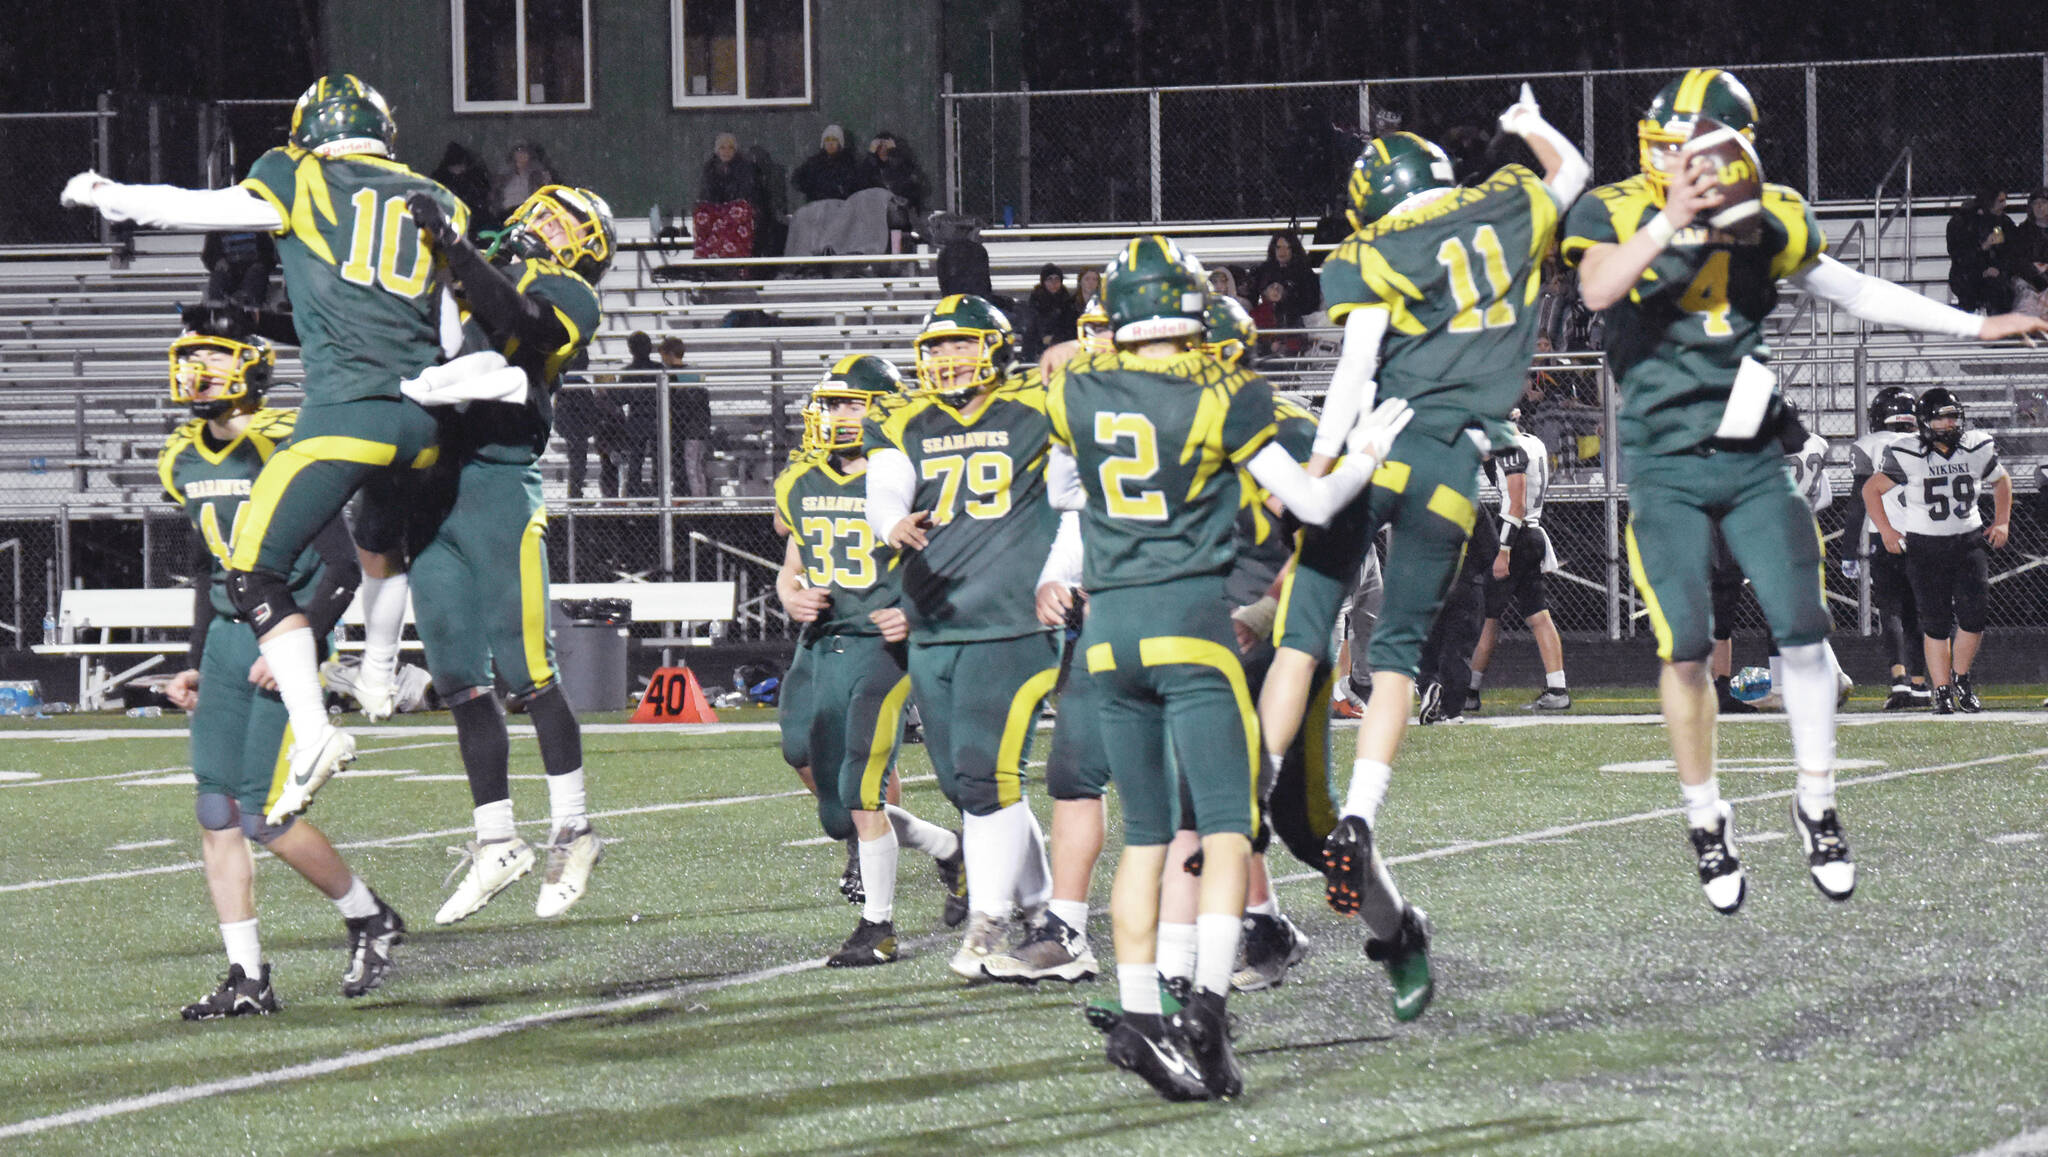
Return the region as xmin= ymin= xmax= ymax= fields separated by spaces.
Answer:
xmin=2 ymin=110 xmax=113 ymax=245
xmin=949 ymin=54 xmax=2048 ymax=225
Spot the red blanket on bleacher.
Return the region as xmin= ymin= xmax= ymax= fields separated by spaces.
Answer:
xmin=693 ymin=200 xmax=755 ymax=260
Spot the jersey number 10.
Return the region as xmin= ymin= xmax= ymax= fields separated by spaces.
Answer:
xmin=338 ymin=189 xmax=433 ymax=297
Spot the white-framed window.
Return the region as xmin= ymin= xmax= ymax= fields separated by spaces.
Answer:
xmin=670 ymin=0 xmax=813 ymax=107
xmin=452 ymin=0 xmax=594 ymax=112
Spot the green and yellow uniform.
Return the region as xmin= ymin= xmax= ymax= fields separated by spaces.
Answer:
xmin=1276 ymin=164 xmax=1561 ymax=679
xmin=1561 ymin=177 xmax=1829 ymax=662
xmin=406 ymin=257 xmax=600 ymax=699
xmin=1048 ymin=347 xmax=1275 ymax=845
xmin=863 ymin=372 xmax=1060 ymax=816
xmin=774 ymin=453 xmax=913 ymax=841
xmin=226 ymin=146 xmax=466 ymax=587
xmin=161 ymin=410 xmax=333 ymax=818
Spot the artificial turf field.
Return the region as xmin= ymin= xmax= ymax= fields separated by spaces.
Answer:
xmin=2 ymin=687 xmax=2046 ymax=1156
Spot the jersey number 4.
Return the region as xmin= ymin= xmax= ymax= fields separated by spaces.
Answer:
xmin=1437 ymin=225 xmax=1517 ymax=333
xmin=197 ymin=500 xmax=249 ymax=566
xmin=338 ymin=189 xmax=433 ymax=297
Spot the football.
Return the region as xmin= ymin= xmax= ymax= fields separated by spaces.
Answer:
xmin=1680 ymin=117 xmax=1763 ymax=229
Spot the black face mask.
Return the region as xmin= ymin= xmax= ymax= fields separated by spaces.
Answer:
xmin=1926 ymin=424 xmax=1962 ymax=452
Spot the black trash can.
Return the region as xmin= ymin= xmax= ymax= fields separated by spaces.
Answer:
xmin=550 ymin=598 xmax=632 ymax=713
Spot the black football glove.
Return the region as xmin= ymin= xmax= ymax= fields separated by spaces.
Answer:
xmin=406 ymin=193 xmax=461 ymax=251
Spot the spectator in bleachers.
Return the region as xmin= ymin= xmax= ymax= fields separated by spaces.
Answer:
xmin=1076 ymin=267 xmax=1102 ymax=308
xmin=556 ymin=349 xmax=624 ymax=499
xmin=858 ymin=131 xmax=928 ymax=252
xmin=662 ymin=337 xmax=712 ymax=498
xmin=1208 ymin=266 xmax=1247 ymax=310
xmin=786 ymin=125 xmax=900 ymax=261
xmin=201 ymin=229 xmax=276 ymax=309
xmin=2005 ymin=186 xmax=2048 ymax=318
xmin=1250 ymin=280 xmax=1306 ymax=361
xmin=695 ymin=133 xmax=759 ymax=270
xmin=614 ymin=332 xmax=663 ymax=497
xmin=1022 ymin=263 xmax=1082 ymax=361
xmin=792 ymin=125 xmax=865 ymax=203
xmin=493 ymin=141 xmax=557 ymax=220
xmin=429 ymin=142 xmax=493 ymax=233
xmin=1246 ymin=230 xmax=1321 ymax=319
xmin=1947 ymin=187 xmax=2015 ymax=314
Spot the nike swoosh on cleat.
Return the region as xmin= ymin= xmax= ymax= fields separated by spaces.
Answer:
xmin=1394 ymin=989 xmax=1428 ymax=1015
xmin=1148 ymin=1039 xmax=1196 ymax=1081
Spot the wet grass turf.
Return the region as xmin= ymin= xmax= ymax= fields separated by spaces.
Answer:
xmin=1 ymin=691 xmax=2045 ymax=1154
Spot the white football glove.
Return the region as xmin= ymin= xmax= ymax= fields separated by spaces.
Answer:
xmin=60 ymin=170 xmax=109 ymax=210
xmin=398 ymin=351 xmax=523 ymax=407
xmin=1497 ymin=83 xmax=1542 ymax=137
xmin=1344 ymin=397 xmax=1414 ymax=467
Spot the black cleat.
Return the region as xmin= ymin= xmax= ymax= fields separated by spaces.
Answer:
xmin=935 ymin=833 xmax=968 ymax=928
xmin=1417 ymin=681 xmax=1445 ymax=725
xmin=1321 ymin=814 xmax=1376 ymax=916
xmin=181 ymin=963 xmax=279 ymax=1020
xmin=838 ymin=839 xmax=865 ymax=905
xmin=826 ymin=917 xmax=899 ymax=967
xmin=1688 ymin=802 xmax=1748 ymax=914
xmin=1463 ymin=688 xmax=1482 ymax=714
xmin=1883 ymin=680 xmax=1919 ymax=711
xmin=1954 ymin=672 xmax=1983 ymax=713
xmin=1105 ymin=1012 xmax=1210 ymax=1102
xmin=1792 ymin=800 xmax=1856 ymax=901
xmin=1932 ymin=684 xmax=1957 ymax=715
xmin=1174 ymin=990 xmax=1243 ymax=1099
xmin=342 ymin=896 xmax=405 ymax=998
xmin=1233 ymin=912 xmax=1309 ymax=992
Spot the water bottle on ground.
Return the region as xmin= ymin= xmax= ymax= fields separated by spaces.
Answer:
xmin=125 ymin=706 xmax=163 ymax=719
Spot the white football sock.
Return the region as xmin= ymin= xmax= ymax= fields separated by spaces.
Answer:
xmin=1119 ymin=963 xmax=1162 ymax=1016
xmin=220 ymin=917 xmax=262 ymax=974
xmin=1546 ymin=670 xmax=1567 ymax=689
xmin=1344 ymin=759 xmax=1392 ymax=824
xmin=884 ymin=803 xmax=957 ymax=859
xmin=858 ymin=829 xmax=900 ymax=924
xmin=1048 ymin=898 xmax=1089 ymax=940
xmin=1245 ymin=894 xmax=1280 ymax=918
xmin=257 ymin=627 xmax=329 ymax=741
xmin=1796 ymin=771 xmax=1837 ymax=822
xmin=1156 ymin=922 xmax=1198 ymax=983
xmin=1012 ymin=802 xmax=1052 ymax=911
xmin=333 ymin=875 xmax=378 ymax=919
xmin=474 ymin=799 xmax=516 ymax=843
xmin=1778 ymin=641 xmax=1839 ymax=779
xmin=1470 ymin=670 xmax=1486 ymax=689
xmin=959 ymin=810 xmax=1016 ymax=918
xmin=546 ymin=767 xmax=588 ymax=830
xmin=356 ymin=572 xmax=410 ymax=685
xmin=1768 ymin=654 xmax=1785 ymax=695
xmin=1194 ymin=912 xmax=1242 ymax=997
xmin=1681 ymin=777 xmax=1723 ymax=829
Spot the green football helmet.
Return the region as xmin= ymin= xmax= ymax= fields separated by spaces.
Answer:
xmin=1638 ymin=68 xmax=1759 ymax=200
xmin=502 ymin=185 xmax=617 ymax=283
xmin=1202 ymin=294 xmax=1257 ymax=368
xmin=288 ymin=73 xmax=396 ymax=159
xmin=912 ymin=294 xmax=1016 ymax=403
xmin=1103 ymin=235 xmax=1208 ymax=344
xmin=169 ymin=332 xmax=274 ymax=420
xmin=1345 ymin=132 xmax=1456 ymax=229
xmin=804 ymin=354 xmax=903 ymax=452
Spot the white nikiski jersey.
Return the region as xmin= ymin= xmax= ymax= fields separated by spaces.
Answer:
xmin=1850 ymin=429 xmax=1911 ymax=538
xmin=1785 ymin=432 xmax=1831 ymax=513
xmin=1880 ymin=430 xmax=2007 ymax=536
xmin=1490 ymin=430 xmax=1552 ymax=525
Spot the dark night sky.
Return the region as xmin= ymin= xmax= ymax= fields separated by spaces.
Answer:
xmin=0 ymin=0 xmax=2036 ymax=110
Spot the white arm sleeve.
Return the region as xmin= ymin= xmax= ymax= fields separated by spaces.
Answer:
xmin=1311 ymin=308 xmax=1390 ymax=459
xmin=88 ymin=183 xmax=285 ymax=232
xmin=1521 ymin=117 xmax=1591 ymax=205
xmin=1245 ymin=443 xmax=1370 ymax=527
xmin=1037 ymin=510 xmax=1085 ymax=588
xmin=1789 ymin=255 xmax=1981 ymax=339
xmin=437 ymin=284 xmax=466 ymax=359
xmin=1045 ymin=445 xmax=1088 ymax=511
xmin=864 ymin=447 xmax=916 ymax=540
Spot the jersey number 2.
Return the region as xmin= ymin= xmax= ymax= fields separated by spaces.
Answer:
xmin=1437 ymin=225 xmax=1517 ymax=333
xmin=1094 ymin=412 xmax=1167 ymax=521
xmin=339 ymin=189 xmax=433 ymax=297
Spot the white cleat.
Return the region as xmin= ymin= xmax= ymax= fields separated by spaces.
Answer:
xmin=1791 ymin=799 xmax=1856 ymax=902
xmin=436 ymin=837 xmax=536 ymax=924
xmin=265 ymin=726 xmax=357 ymax=824
xmin=354 ymin=676 xmax=398 ymax=723
xmin=949 ymin=912 xmax=1008 ymax=979
xmin=1688 ymin=801 xmax=1748 ymax=915
xmin=535 ymin=825 xmax=604 ymax=918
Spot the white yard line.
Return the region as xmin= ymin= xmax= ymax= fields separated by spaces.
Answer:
xmin=2 ymin=750 xmax=2037 ymax=1138
xmin=1966 ymin=1125 xmax=2048 ymax=1155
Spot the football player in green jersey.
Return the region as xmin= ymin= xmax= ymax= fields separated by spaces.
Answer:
xmin=64 ymin=74 xmax=475 ymax=825
xmin=374 ymin=185 xmax=614 ymax=925
xmin=1564 ymin=68 xmax=2047 ymax=913
xmin=1253 ymin=88 xmax=1587 ymax=1021
xmin=1048 ymin=236 xmax=1411 ymax=1100
xmin=157 ymin=331 xmax=405 ymax=1017
xmin=864 ymin=295 xmax=1065 ymax=980
xmin=773 ymin=356 xmax=967 ymax=966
